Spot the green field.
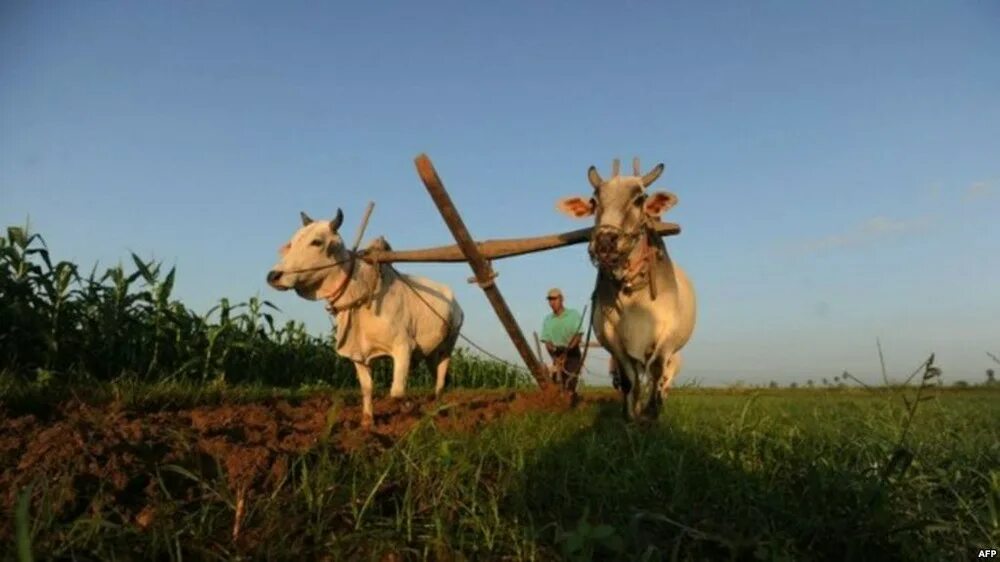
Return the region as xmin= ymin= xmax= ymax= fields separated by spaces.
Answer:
xmin=2 ymin=386 xmax=998 ymax=561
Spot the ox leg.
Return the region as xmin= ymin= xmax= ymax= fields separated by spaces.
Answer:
xmin=428 ymin=354 xmax=451 ymax=399
xmin=659 ymin=352 xmax=683 ymax=401
xmin=354 ymin=362 xmax=375 ymax=429
xmin=389 ymin=344 xmax=412 ymax=399
xmin=618 ymin=356 xmax=644 ymax=421
xmin=430 ymin=331 xmax=459 ymax=399
xmin=642 ymin=353 xmax=671 ymax=421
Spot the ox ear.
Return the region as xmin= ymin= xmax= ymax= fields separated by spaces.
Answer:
xmin=556 ymin=196 xmax=595 ymax=219
xmin=300 ymin=211 xmax=314 ymax=226
xmin=643 ymin=191 xmax=678 ymax=217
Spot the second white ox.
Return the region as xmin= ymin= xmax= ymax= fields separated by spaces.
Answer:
xmin=556 ymin=159 xmax=696 ymax=421
xmin=266 ymin=209 xmax=464 ymax=428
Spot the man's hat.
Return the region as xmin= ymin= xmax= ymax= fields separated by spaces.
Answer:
xmin=546 ymin=288 xmax=563 ymax=300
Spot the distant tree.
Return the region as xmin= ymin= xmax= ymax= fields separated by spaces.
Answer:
xmin=790 ymin=382 xmax=799 ymax=389
xmin=822 ymin=378 xmax=829 ymax=386
xmin=769 ymin=380 xmax=778 ymax=389
xmin=807 ymin=379 xmax=814 ymax=388
xmin=833 ymin=376 xmax=840 ymax=384
xmin=988 ymin=369 xmax=996 ymax=386
xmin=953 ymin=380 xmax=969 ymax=388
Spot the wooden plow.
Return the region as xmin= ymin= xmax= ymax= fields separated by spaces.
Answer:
xmin=355 ymin=154 xmax=682 ymax=391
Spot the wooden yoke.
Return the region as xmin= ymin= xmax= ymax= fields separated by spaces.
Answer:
xmin=357 ymin=222 xmax=681 ymax=264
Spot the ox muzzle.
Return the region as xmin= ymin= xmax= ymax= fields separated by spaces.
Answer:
xmin=589 ymin=224 xmax=640 ymax=274
xmin=266 ymin=269 xmax=292 ymax=290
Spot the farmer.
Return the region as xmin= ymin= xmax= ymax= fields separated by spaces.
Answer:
xmin=540 ymin=288 xmax=583 ymax=391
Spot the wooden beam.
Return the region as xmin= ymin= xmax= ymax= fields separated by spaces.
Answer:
xmin=533 ymin=331 xmax=548 ymax=374
xmin=359 ymin=221 xmax=681 ymax=264
xmin=413 ymin=154 xmax=551 ymax=390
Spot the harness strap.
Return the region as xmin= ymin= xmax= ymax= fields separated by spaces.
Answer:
xmin=326 ymin=259 xmax=383 ymax=314
xmin=562 ymin=285 xmax=597 ymax=392
xmin=320 ymin=253 xmax=356 ymax=310
xmin=282 ymin=254 xmax=355 ymax=275
xmin=618 ymin=225 xmax=659 ymax=297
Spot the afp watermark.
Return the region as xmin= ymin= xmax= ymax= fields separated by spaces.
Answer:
xmin=978 ymin=549 xmax=998 ymax=558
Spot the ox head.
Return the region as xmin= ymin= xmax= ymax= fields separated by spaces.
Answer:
xmin=556 ymin=158 xmax=678 ymax=273
xmin=266 ymin=209 xmax=347 ymax=300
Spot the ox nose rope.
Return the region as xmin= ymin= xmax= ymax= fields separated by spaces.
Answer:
xmin=589 ymin=224 xmax=642 ymax=273
xmin=278 ymin=254 xmax=356 ymax=275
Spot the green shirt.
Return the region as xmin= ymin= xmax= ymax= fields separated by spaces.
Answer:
xmin=541 ymin=308 xmax=583 ymax=347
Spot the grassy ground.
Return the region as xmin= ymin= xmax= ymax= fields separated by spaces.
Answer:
xmin=4 ymin=385 xmax=998 ymax=561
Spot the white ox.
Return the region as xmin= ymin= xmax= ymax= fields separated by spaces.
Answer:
xmin=556 ymin=160 xmax=696 ymax=421
xmin=266 ymin=209 xmax=464 ymax=428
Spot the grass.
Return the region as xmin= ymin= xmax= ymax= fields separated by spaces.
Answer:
xmin=4 ymin=386 xmax=999 ymax=561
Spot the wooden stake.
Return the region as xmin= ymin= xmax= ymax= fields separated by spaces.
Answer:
xmin=533 ymin=331 xmax=548 ymax=376
xmin=351 ymin=201 xmax=375 ymax=252
xmin=413 ymin=154 xmax=550 ymax=389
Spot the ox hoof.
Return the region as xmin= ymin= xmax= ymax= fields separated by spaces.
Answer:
xmin=610 ymin=374 xmax=621 ymax=391
xmin=643 ymin=406 xmax=661 ymax=422
xmin=616 ymin=377 xmax=633 ymax=395
xmin=360 ymin=415 xmax=374 ymax=431
xmin=635 ymin=416 xmax=657 ymax=429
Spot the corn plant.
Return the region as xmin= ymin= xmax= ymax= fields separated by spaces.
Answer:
xmin=0 ymin=222 xmax=530 ymax=391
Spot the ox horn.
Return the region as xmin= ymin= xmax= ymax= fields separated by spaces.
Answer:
xmin=641 ymin=163 xmax=665 ymax=188
xmin=300 ymin=211 xmax=313 ymax=226
xmin=330 ymin=208 xmax=344 ymax=232
xmin=611 ymin=158 xmax=620 ymax=177
xmin=587 ymin=166 xmax=604 ymax=189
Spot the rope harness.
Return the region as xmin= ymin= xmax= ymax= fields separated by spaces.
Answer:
xmin=278 ymin=254 xmax=356 ymax=275
xmin=589 ymin=223 xmax=641 ymax=272
xmin=322 ymin=251 xmax=386 ymax=314
xmin=589 ymin=218 xmax=660 ymax=300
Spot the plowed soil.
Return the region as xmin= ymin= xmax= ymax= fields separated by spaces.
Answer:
xmin=0 ymin=388 xmax=617 ymax=539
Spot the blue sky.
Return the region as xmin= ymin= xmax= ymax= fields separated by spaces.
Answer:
xmin=2 ymin=1 xmax=998 ymax=386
